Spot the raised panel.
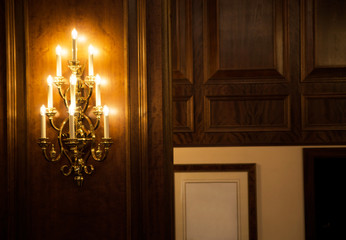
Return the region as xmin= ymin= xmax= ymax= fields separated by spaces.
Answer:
xmin=172 ymin=0 xmax=193 ymax=83
xmin=173 ymin=96 xmax=194 ymax=132
xmin=302 ymin=95 xmax=346 ymax=130
xmin=302 ymin=0 xmax=346 ymax=81
xmin=205 ymin=95 xmax=290 ymax=132
xmin=204 ymin=0 xmax=287 ymax=83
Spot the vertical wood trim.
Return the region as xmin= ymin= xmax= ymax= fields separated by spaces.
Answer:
xmin=162 ymin=0 xmax=174 ymax=238
xmin=123 ymin=0 xmax=131 ymax=239
xmin=138 ymin=0 xmax=149 ymax=238
xmin=5 ymin=0 xmax=17 ymax=237
xmin=5 ymin=0 xmax=27 ymax=238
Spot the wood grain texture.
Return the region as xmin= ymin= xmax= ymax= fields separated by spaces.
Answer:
xmin=205 ymin=95 xmax=290 ymax=132
xmin=0 ymin=0 xmax=7 ymax=238
xmin=172 ymin=0 xmax=193 ymax=83
xmin=173 ymin=96 xmax=194 ymax=132
xmin=173 ymin=0 xmax=346 ymax=146
xmin=302 ymin=0 xmax=346 ymax=81
xmin=173 ymin=0 xmax=298 ymax=146
xmin=145 ymin=0 xmax=174 ymax=239
xmin=204 ymin=0 xmax=288 ymax=82
xmin=171 ymin=0 xmax=194 ymax=133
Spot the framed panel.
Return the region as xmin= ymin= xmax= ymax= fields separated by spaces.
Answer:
xmin=301 ymin=0 xmax=346 ymax=82
xmin=204 ymin=0 xmax=288 ymax=83
xmin=173 ymin=96 xmax=194 ymax=132
xmin=172 ymin=0 xmax=193 ymax=84
xmin=204 ymin=95 xmax=290 ymax=132
xmin=174 ymin=164 xmax=257 ymax=240
xmin=302 ymin=94 xmax=346 ymax=130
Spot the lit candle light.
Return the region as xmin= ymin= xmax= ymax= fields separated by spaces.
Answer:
xmin=88 ymin=45 xmax=94 ymax=76
xmin=70 ymin=74 xmax=77 ymax=107
xmin=56 ymin=45 xmax=62 ymax=76
xmin=69 ymin=105 xmax=75 ymax=139
xmin=95 ymin=74 xmax=101 ymax=106
xmin=47 ymin=75 xmax=53 ymax=108
xmin=71 ymin=28 xmax=78 ymax=61
xmin=103 ymin=105 xmax=109 ymax=138
xmin=40 ymin=105 xmax=46 ymax=138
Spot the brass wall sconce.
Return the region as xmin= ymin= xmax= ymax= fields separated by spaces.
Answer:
xmin=38 ymin=29 xmax=112 ymax=186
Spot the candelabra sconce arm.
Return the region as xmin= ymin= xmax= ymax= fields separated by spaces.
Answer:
xmin=93 ymin=106 xmax=103 ymax=130
xmin=38 ymin=138 xmax=62 ymax=162
xmin=57 ymin=86 xmax=69 ymax=108
xmin=91 ymin=138 xmax=113 ymax=162
xmin=45 ymin=108 xmax=61 ymax=132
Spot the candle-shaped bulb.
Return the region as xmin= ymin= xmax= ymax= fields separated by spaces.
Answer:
xmin=69 ymin=105 xmax=75 ymax=115
xmin=56 ymin=45 xmax=62 ymax=55
xmin=88 ymin=44 xmax=94 ymax=54
xmin=71 ymin=28 xmax=78 ymax=39
xmin=88 ymin=45 xmax=94 ymax=76
xmin=47 ymin=75 xmax=53 ymax=108
xmin=103 ymin=105 xmax=109 ymax=138
xmin=103 ymin=105 xmax=109 ymax=116
xmin=95 ymin=74 xmax=101 ymax=84
xmin=40 ymin=105 xmax=46 ymax=115
xmin=72 ymin=29 xmax=78 ymax=61
xmin=95 ymin=74 xmax=101 ymax=106
xmin=47 ymin=75 xmax=53 ymax=85
xmin=69 ymin=105 xmax=75 ymax=139
xmin=40 ymin=105 xmax=46 ymax=138
xmin=70 ymin=75 xmax=77 ymax=107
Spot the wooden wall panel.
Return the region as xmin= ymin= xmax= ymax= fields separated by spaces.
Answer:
xmin=299 ymin=0 xmax=346 ymax=142
xmin=205 ymin=0 xmax=287 ymax=82
xmin=172 ymin=0 xmax=193 ymax=83
xmin=172 ymin=0 xmax=298 ymax=146
xmin=173 ymin=96 xmax=194 ymax=132
xmin=172 ymin=0 xmax=194 ymax=133
xmin=302 ymin=94 xmax=346 ymax=130
xmin=25 ymin=0 xmax=127 ymax=239
xmin=0 ymin=0 xmax=7 ymax=238
xmin=205 ymin=95 xmax=290 ymax=132
xmin=173 ymin=0 xmax=346 ymax=146
xmin=302 ymin=0 xmax=346 ymax=81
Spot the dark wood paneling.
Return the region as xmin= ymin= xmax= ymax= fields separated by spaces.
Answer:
xmin=172 ymin=0 xmax=299 ymax=146
xmin=205 ymin=0 xmax=287 ymax=82
xmin=173 ymin=0 xmax=346 ymax=146
xmin=172 ymin=0 xmax=194 ymax=133
xmin=0 ymin=0 xmax=7 ymax=238
xmin=302 ymin=0 xmax=346 ymax=81
xmin=300 ymin=0 xmax=346 ymax=140
xmin=205 ymin=95 xmax=290 ymax=132
xmin=172 ymin=0 xmax=193 ymax=83
xmin=173 ymin=96 xmax=194 ymax=132
xmin=302 ymin=94 xmax=346 ymax=130
xmin=145 ymin=0 xmax=174 ymax=239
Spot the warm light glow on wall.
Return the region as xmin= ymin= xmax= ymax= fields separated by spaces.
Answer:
xmin=38 ymin=29 xmax=113 ymax=187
